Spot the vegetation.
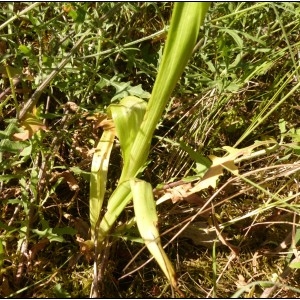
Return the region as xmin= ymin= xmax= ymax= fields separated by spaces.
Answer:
xmin=1 ymin=2 xmax=300 ymax=298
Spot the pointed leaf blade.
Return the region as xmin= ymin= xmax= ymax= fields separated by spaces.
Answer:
xmin=130 ymin=179 xmax=177 ymax=288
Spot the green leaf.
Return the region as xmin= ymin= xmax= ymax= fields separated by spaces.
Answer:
xmin=240 ymin=31 xmax=266 ymax=46
xmin=121 ymin=3 xmax=210 ymax=181
xmin=28 ymin=12 xmax=40 ymax=26
xmin=53 ymin=283 xmax=71 ymax=298
xmin=0 ymin=239 xmax=4 ymax=268
xmin=19 ymin=144 xmax=32 ymax=157
xmin=90 ymin=124 xmax=115 ymax=241
xmin=32 ymin=219 xmax=67 ymax=242
xmin=7 ymin=199 xmax=22 ymax=205
xmin=0 ymin=139 xmax=29 ymax=153
xmin=126 ymin=84 xmax=151 ymax=99
xmin=70 ymin=166 xmax=90 ymax=180
xmin=18 ymin=44 xmax=32 ymax=55
xmin=108 ymin=96 xmax=147 ymax=168
xmin=131 ymin=179 xmax=177 ymax=289
xmin=289 ymin=260 xmax=300 ymax=269
xmin=97 ymin=180 xmax=132 ymax=242
xmin=278 ymin=118 xmax=286 ymax=135
xmin=108 ymin=79 xmax=151 ymax=101
xmin=68 ymin=5 xmax=86 ymax=23
xmin=259 ymin=282 xmax=275 ymax=288
xmin=0 ymin=174 xmax=22 ymax=182
xmin=220 ymin=28 xmax=244 ymax=49
xmin=53 ymin=226 xmax=77 ymax=237
xmin=0 ymin=121 xmax=19 ymax=138
xmin=97 ymin=2 xmax=210 ymax=244
xmin=32 ymin=228 xmax=65 ymax=243
xmin=179 ymin=141 xmax=212 ymax=177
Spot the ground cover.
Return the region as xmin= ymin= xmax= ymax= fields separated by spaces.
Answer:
xmin=1 ymin=2 xmax=300 ymax=298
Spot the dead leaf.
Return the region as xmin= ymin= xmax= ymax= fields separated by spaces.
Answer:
xmin=157 ymin=140 xmax=278 ymax=204
xmin=51 ymin=171 xmax=79 ymax=191
xmin=13 ymin=112 xmax=46 ymax=141
xmin=157 ymin=183 xmax=192 ymax=204
xmin=1 ymin=276 xmax=13 ymax=297
xmin=191 ymin=140 xmax=276 ymax=194
xmin=87 ymin=113 xmax=116 ymax=133
xmin=179 ymin=221 xmax=221 ymax=248
xmin=28 ymin=238 xmax=49 ymax=262
xmin=65 ymin=101 xmax=79 ymax=112
xmin=235 ymin=274 xmax=251 ymax=292
xmin=76 ymin=236 xmax=94 ymax=263
xmin=190 ymin=155 xmax=238 ymax=192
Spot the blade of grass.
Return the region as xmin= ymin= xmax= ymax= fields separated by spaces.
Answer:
xmin=234 ymin=68 xmax=300 ymax=147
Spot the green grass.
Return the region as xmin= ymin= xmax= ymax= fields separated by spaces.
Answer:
xmin=1 ymin=2 xmax=300 ymax=298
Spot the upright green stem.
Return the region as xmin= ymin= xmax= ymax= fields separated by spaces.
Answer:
xmin=120 ymin=2 xmax=210 ymax=181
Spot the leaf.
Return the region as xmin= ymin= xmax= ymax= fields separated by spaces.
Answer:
xmin=76 ymin=237 xmax=94 ymax=263
xmin=31 ymin=219 xmax=70 ymax=243
xmin=95 ymin=2 xmax=211 ymax=248
xmin=53 ymin=226 xmax=77 ymax=237
xmin=70 ymin=166 xmax=90 ymax=180
xmin=102 ymin=76 xmax=151 ymax=102
xmin=131 ymin=179 xmax=177 ymax=289
xmin=108 ymin=96 xmax=147 ymax=169
xmin=190 ymin=140 xmax=277 ymax=193
xmin=179 ymin=221 xmax=221 ymax=248
xmin=19 ymin=144 xmax=32 ymax=157
xmin=12 ymin=113 xmax=47 ymax=141
xmin=53 ymin=283 xmax=71 ymax=298
xmin=179 ymin=141 xmax=212 ymax=177
xmin=121 ymin=2 xmax=211 ymax=181
xmin=235 ymin=274 xmax=252 ymax=292
xmin=157 ymin=182 xmax=193 ymax=204
xmin=90 ymin=118 xmax=116 ymax=241
xmin=220 ymin=28 xmax=244 ymax=49
xmin=28 ymin=238 xmax=49 ymax=261
xmin=0 ymin=220 xmax=14 ymax=231
xmin=191 ymin=155 xmax=238 ymax=191
xmin=97 ymin=180 xmax=133 ymax=242
xmin=52 ymin=171 xmax=79 ymax=191
xmin=32 ymin=227 xmax=65 ymax=243
xmin=0 ymin=121 xmax=19 ymax=139
xmin=18 ymin=44 xmax=32 ymax=55
xmin=0 ymin=174 xmax=22 ymax=182
xmin=67 ymin=4 xmax=86 ymax=23
xmin=289 ymin=259 xmax=300 ymax=269
xmin=126 ymin=84 xmax=151 ymax=99
xmin=278 ymin=118 xmax=287 ymax=135
xmin=0 ymin=139 xmax=29 ymax=153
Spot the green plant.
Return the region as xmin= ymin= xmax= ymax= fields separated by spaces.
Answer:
xmin=2 ymin=2 xmax=300 ymax=298
xmin=88 ymin=2 xmax=210 ymax=297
